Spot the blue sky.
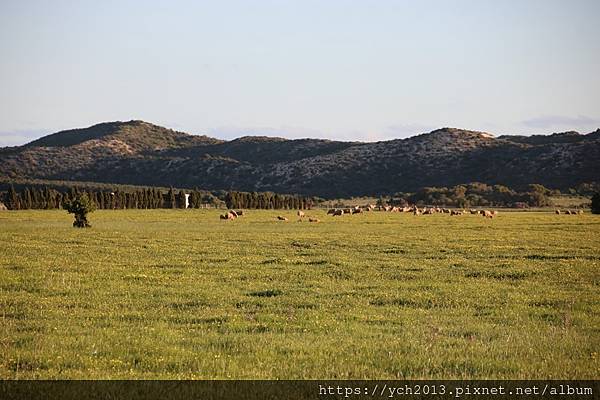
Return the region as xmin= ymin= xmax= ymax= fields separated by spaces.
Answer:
xmin=0 ymin=0 xmax=598 ymax=146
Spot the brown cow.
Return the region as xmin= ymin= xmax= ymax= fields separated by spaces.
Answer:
xmin=482 ymin=210 xmax=494 ymax=218
xmin=220 ymin=212 xmax=235 ymax=220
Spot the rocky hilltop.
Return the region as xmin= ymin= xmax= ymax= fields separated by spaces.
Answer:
xmin=1 ymin=120 xmax=598 ymax=197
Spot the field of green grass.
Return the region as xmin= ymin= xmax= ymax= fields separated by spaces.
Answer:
xmin=0 ymin=209 xmax=598 ymax=379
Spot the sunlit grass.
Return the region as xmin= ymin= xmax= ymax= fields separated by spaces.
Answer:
xmin=0 ymin=209 xmax=598 ymax=378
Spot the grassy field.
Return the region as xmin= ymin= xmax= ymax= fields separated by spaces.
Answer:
xmin=0 ymin=209 xmax=598 ymax=379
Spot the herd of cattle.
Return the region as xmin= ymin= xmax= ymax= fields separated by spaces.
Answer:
xmin=555 ymin=209 xmax=585 ymax=215
xmin=220 ymin=205 xmax=585 ymax=221
xmin=325 ymin=205 xmax=500 ymax=218
xmin=220 ymin=209 xmax=321 ymax=222
xmin=219 ymin=205 xmax=503 ymax=221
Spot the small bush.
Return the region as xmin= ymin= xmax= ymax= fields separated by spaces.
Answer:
xmin=63 ymin=193 xmax=96 ymax=228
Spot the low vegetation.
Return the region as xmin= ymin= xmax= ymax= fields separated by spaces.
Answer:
xmin=391 ymin=183 xmax=560 ymax=208
xmin=0 ymin=209 xmax=598 ymax=379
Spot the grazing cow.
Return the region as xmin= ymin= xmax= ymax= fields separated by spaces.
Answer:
xmin=470 ymin=209 xmax=478 ymax=215
xmin=384 ymin=205 xmax=392 ymax=212
xmin=220 ymin=212 xmax=236 ymax=220
xmin=297 ymin=210 xmax=305 ymax=218
xmin=343 ymin=208 xmax=352 ymax=214
xmin=309 ymin=217 xmax=320 ymax=223
xmin=277 ymin=215 xmax=288 ymax=221
xmin=483 ymin=210 xmax=494 ymax=218
xmin=229 ymin=210 xmax=239 ymax=218
xmin=235 ymin=210 xmax=244 ymax=216
xmin=333 ymin=209 xmax=344 ymax=216
xmin=451 ymin=210 xmax=463 ymax=216
xmin=352 ymin=208 xmax=363 ymax=214
xmin=327 ymin=209 xmax=336 ymax=215
xmin=442 ymin=208 xmax=451 ymax=214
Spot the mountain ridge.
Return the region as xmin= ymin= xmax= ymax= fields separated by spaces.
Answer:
xmin=1 ymin=120 xmax=598 ymax=198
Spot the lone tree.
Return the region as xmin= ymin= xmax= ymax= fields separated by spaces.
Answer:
xmin=64 ymin=193 xmax=96 ymax=227
xmin=592 ymin=192 xmax=600 ymax=215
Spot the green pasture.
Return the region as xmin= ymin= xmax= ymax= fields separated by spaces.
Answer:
xmin=0 ymin=209 xmax=598 ymax=379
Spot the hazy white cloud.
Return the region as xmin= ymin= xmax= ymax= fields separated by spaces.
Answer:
xmin=207 ymin=124 xmax=440 ymax=143
xmin=521 ymin=115 xmax=600 ymax=129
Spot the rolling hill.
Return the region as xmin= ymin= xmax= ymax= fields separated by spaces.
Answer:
xmin=1 ymin=120 xmax=598 ymax=197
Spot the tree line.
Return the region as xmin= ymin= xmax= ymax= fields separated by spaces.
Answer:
xmin=224 ymin=191 xmax=314 ymax=210
xmin=1 ymin=182 xmax=596 ymax=211
xmin=0 ymin=185 xmax=316 ymax=211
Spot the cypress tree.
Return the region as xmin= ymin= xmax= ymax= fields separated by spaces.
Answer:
xmin=7 ymin=184 xmax=20 ymax=210
xmin=168 ymin=188 xmax=176 ymax=209
xmin=155 ymin=189 xmax=163 ymax=208
xmin=592 ymin=192 xmax=600 ymax=214
xmin=178 ymin=190 xmax=187 ymax=209
xmin=22 ymin=188 xmax=33 ymax=209
xmin=98 ymin=192 xmax=105 ymax=209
